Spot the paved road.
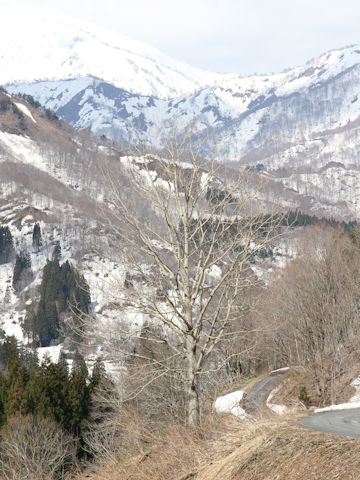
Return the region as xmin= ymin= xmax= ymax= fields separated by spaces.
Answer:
xmin=245 ymin=372 xmax=360 ymax=439
xmin=244 ymin=373 xmax=287 ymax=414
xmin=301 ymin=408 xmax=360 ymax=438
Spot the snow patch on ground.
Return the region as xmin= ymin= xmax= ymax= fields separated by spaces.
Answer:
xmin=214 ymin=390 xmax=253 ymax=420
xmin=1 ymin=311 xmax=24 ymax=342
xmin=14 ymin=102 xmax=36 ymax=123
xmin=206 ymin=264 xmax=222 ymax=280
xmin=0 ymin=132 xmax=48 ymax=172
xmin=271 ymin=367 xmax=290 ymax=374
xmin=81 ymin=254 xmax=127 ymax=313
xmin=349 ymin=375 xmax=360 ymax=402
xmin=37 ymin=345 xmax=62 ymax=364
xmin=266 ymin=383 xmax=288 ymax=414
xmin=315 ymin=402 xmax=360 ymax=413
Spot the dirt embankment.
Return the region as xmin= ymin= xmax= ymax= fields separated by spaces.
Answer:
xmin=75 ymin=412 xmax=360 ymax=480
xmin=195 ymin=413 xmax=360 ymax=480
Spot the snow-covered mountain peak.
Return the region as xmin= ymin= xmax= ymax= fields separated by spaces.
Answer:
xmin=274 ymin=45 xmax=360 ymax=95
xmin=0 ymin=3 xmax=221 ymax=98
xmin=3 ymin=4 xmax=360 ymax=104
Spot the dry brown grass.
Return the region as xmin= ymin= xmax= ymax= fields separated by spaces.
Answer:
xmin=72 ymin=365 xmax=360 ymax=480
xmin=76 ymin=415 xmax=229 ymax=480
xmin=195 ymin=411 xmax=360 ymax=480
xmin=74 ymin=408 xmax=360 ymax=480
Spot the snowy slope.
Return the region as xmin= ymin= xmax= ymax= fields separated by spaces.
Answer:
xmin=0 ymin=91 xmax=122 ymax=348
xmin=0 ymin=4 xmax=220 ymax=99
xmin=6 ymin=44 xmax=360 ymax=161
xmin=1 ymin=87 xmax=358 ymax=374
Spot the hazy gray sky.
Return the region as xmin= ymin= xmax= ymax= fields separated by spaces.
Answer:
xmin=7 ymin=0 xmax=360 ymax=75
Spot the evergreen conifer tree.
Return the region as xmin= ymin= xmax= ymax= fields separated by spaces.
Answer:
xmin=58 ymin=349 xmax=69 ymax=374
xmin=3 ymin=343 xmax=30 ymax=418
xmin=52 ymin=240 xmax=61 ymax=260
xmin=4 ymin=367 xmax=28 ymax=417
xmin=68 ymin=351 xmax=89 ymax=435
xmin=21 ymin=259 xmax=90 ymax=347
xmin=0 ymin=226 xmax=14 ymax=264
xmin=28 ymin=356 xmax=70 ymax=428
xmin=12 ymin=250 xmax=32 ymax=291
xmin=89 ymin=357 xmax=106 ymax=394
xmin=0 ymin=336 xmax=16 ymax=370
xmin=32 ymin=223 xmax=42 ymax=253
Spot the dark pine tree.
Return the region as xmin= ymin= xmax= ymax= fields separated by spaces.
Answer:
xmin=58 ymin=349 xmax=69 ymax=374
xmin=27 ymin=356 xmax=70 ymax=428
xmin=23 ymin=259 xmax=90 ymax=347
xmin=68 ymin=351 xmax=89 ymax=436
xmin=12 ymin=250 xmax=32 ymax=291
xmin=52 ymin=241 xmax=61 ymax=261
xmin=0 ymin=226 xmax=14 ymax=264
xmin=90 ymin=357 xmax=106 ymax=392
xmin=32 ymin=222 xmax=42 ymax=253
xmin=3 ymin=342 xmax=29 ymax=418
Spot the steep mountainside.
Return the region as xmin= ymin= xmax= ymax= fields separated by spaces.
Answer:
xmin=2 ymin=7 xmax=360 ymax=219
xmin=0 ymin=90 xmax=120 ymax=347
xmin=0 ymin=91 xmax=304 ymax=356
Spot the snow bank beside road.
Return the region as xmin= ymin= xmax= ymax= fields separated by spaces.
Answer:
xmin=315 ymin=402 xmax=360 ymax=413
xmin=349 ymin=375 xmax=360 ymax=402
xmin=315 ymin=374 xmax=360 ymax=413
xmin=266 ymin=384 xmax=288 ymax=414
xmin=214 ymin=390 xmax=252 ymax=419
xmin=270 ymin=367 xmax=290 ymax=375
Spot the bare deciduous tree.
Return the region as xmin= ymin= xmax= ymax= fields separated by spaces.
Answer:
xmin=0 ymin=414 xmax=76 ymax=480
xmin=91 ymin=133 xmax=284 ymax=425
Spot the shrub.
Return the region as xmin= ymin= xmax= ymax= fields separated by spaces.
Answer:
xmin=299 ymin=386 xmax=311 ymax=407
xmin=0 ymin=415 xmax=76 ymax=479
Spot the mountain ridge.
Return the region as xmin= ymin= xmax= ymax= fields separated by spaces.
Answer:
xmin=0 ymin=4 xmax=221 ymax=98
xmin=7 ymin=42 xmax=360 ymax=148
xmin=3 ymin=7 xmax=360 ymax=219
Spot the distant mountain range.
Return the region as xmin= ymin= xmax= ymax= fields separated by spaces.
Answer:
xmin=1 ymin=5 xmax=360 ymax=219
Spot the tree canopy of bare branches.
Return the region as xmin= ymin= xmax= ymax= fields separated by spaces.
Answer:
xmin=0 ymin=414 xmax=76 ymax=480
xmin=96 ymin=132 xmax=284 ymax=425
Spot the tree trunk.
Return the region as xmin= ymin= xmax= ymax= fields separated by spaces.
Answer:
xmin=187 ymin=380 xmax=200 ymax=426
xmin=186 ymin=336 xmax=200 ymax=426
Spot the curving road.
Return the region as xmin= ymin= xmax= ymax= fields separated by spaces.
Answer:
xmin=301 ymin=408 xmax=360 ymax=438
xmin=245 ymin=372 xmax=360 ymax=439
xmin=244 ymin=371 xmax=287 ymax=414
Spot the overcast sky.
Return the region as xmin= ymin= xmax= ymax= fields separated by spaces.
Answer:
xmin=7 ymin=0 xmax=360 ymax=75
